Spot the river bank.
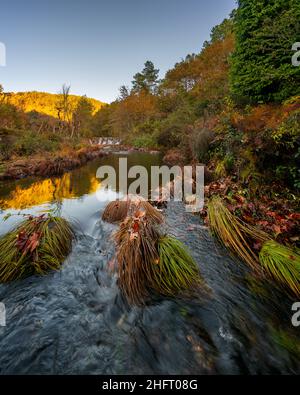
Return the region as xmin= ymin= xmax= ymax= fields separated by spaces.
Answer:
xmin=0 ymin=145 xmax=160 ymax=181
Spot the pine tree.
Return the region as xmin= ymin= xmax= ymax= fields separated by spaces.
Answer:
xmin=132 ymin=61 xmax=159 ymax=94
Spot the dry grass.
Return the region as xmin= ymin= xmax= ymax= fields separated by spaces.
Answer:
xmin=102 ymin=198 xmax=164 ymax=224
xmin=139 ymin=201 xmax=164 ymax=224
xmin=0 ymin=215 xmax=74 ymax=282
xmin=114 ymin=215 xmax=160 ymax=305
xmin=102 ymin=200 xmax=129 ymax=223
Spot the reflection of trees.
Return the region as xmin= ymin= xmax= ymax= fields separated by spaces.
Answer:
xmin=0 ymin=153 xmax=160 ymax=210
xmin=89 ymin=177 xmax=101 ymax=194
xmin=0 ymin=171 xmax=102 ymax=210
xmin=0 ymin=174 xmax=75 ymax=209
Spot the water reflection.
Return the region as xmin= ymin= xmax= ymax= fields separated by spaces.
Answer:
xmin=0 ymin=152 xmax=162 ymax=210
xmin=0 ymin=152 xmax=162 ymax=235
xmin=0 ymin=174 xmax=76 ymax=210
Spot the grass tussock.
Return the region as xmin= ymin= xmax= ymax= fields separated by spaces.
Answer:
xmin=139 ymin=201 xmax=164 ymax=224
xmin=0 ymin=215 xmax=74 ymax=282
xmin=208 ymin=195 xmax=270 ymax=270
xmin=115 ymin=213 xmax=161 ymax=305
xmin=102 ymin=200 xmax=129 ymax=223
xmin=114 ymin=208 xmax=204 ymax=305
xmin=259 ymin=240 xmax=300 ymax=297
xmin=102 ymin=198 xmax=164 ymax=225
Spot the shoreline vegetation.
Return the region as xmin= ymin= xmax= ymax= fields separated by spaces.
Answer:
xmin=0 ymin=143 xmax=158 ymax=181
xmin=0 ymin=1 xmax=299 ymax=297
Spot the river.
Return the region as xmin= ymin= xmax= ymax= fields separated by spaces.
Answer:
xmin=0 ymin=152 xmax=299 ymax=374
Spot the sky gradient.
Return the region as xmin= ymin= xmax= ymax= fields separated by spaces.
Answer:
xmin=0 ymin=0 xmax=236 ymax=103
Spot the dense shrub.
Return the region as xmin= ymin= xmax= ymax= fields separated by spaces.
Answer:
xmin=13 ymin=131 xmax=60 ymax=156
xmin=191 ymin=127 xmax=215 ymax=162
xmin=0 ymin=130 xmax=19 ymax=160
xmin=271 ymin=110 xmax=300 ymax=189
xmin=156 ymin=125 xmax=182 ymax=148
xmin=131 ymin=134 xmax=158 ymax=149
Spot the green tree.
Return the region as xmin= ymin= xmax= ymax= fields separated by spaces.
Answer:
xmin=132 ymin=61 xmax=159 ymax=94
xmin=230 ymin=0 xmax=300 ymax=103
xmin=203 ymin=12 xmax=235 ymax=48
xmin=73 ymin=95 xmax=94 ymax=137
xmin=92 ymin=104 xmax=116 ymax=137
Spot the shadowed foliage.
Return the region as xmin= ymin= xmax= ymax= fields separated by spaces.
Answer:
xmin=0 ymin=215 xmax=74 ymax=282
xmin=208 ymin=195 xmax=270 ymax=270
xmin=259 ymin=240 xmax=300 ymax=297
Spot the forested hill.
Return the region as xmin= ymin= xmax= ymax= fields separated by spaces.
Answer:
xmin=94 ymin=0 xmax=300 ymax=196
xmin=4 ymin=91 xmax=105 ymax=118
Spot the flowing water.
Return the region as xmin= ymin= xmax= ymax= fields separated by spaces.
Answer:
xmin=0 ymin=152 xmax=299 ymax=374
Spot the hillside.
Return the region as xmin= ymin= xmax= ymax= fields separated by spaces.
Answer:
xmin=4 ymin=91 xmax=105 ymax=118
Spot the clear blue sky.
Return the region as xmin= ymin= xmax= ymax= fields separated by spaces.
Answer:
xmin=0 ymin=0 xmax=236 ymax=103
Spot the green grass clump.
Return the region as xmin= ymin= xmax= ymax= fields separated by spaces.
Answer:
xmin=208 ymin=195 xmax=270 ymax=270
xmin=0 ymin=215 xmax=74 ymax=282
xmin=113 ymin=207 xmax=205 ymax=305
xmin=259 ymin=240 xmax=300 ymax=297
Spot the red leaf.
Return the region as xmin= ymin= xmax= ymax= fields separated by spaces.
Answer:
xmin=258 ymin=220 xmax=269 ymax=227
xmin=234 ymin=195 xmax=245 ymax=204
xmin=132 ymin=221 xmax=139 ymax=233
xmin=272 ymin=224 xmax=282 ymax=235
xmin=288 ymin=213 xmax=300 ymax=220
xmin=266 ymin=211 xmax=277 ymax=218
xmin=26 ymin=232 xmax=41 ymax=253
xmin=242 ymin=214 xmax=255 ymax=223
